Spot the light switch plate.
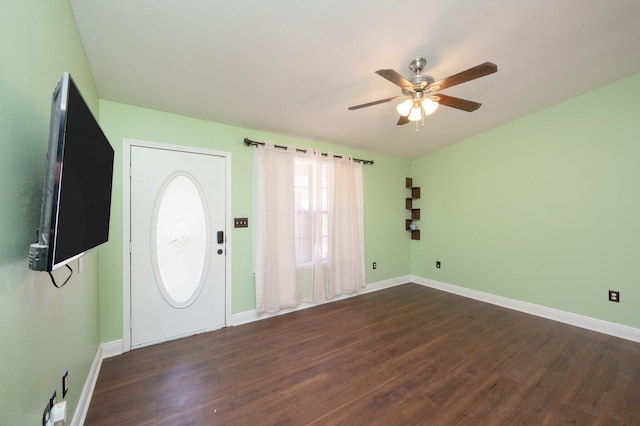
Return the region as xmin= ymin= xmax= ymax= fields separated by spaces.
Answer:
xmin=234 ymin=217 xmax=249 ymax=228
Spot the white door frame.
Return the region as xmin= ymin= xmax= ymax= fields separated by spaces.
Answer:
xmin=122 ymin=138 xmax=232 ymax=351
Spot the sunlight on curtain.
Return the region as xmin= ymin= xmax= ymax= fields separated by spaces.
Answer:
xmin=253 ymin=144 xmax=365 ymax=313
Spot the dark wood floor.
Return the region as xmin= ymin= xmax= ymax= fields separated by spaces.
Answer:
xmin=85 ymin=284 xmax=640 ymax=425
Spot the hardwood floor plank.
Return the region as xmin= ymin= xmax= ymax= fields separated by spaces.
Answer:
xmin=85 ymin=284 xmax=640 ymax=425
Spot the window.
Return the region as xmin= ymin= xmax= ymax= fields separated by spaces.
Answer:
xmin=294 ymin=158 xmax=328 ymax=264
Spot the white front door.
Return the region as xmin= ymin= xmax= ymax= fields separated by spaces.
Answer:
xmin=130 ymin=145 xmax=227 ymax=348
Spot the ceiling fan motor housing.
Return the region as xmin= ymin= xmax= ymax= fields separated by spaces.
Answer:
xmin=410 ymin=75 xmax=435 ymax=91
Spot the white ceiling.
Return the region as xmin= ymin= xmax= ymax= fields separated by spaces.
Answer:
xmin=70 ymin=0 xmax=640 ymax=159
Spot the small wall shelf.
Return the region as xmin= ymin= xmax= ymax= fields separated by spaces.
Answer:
xmin=405 ymin=177 xmax=420 ymax=240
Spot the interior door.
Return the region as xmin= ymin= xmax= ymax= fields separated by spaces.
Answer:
xmin=130 ymin=145 xmax=226 ymax=348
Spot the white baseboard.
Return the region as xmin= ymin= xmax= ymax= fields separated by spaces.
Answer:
xmin=364 ymin=275 xmax=412 ymax=293
xmin=411 ymin=275 xmax=640 ymax=343
xmin=71 ymin=340 xmax=123 ymax=426
xmin=100 ymin=340 xmax=124 ymax=358
xmin=231 ymin=275 xmax=411 ymax=326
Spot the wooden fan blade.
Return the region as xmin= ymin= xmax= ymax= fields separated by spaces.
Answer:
xmin=435 ymin=94 xmax=482 ymax=112
xmin=428 ymin=62 xmax=497 ymax=91
xmin=375 ymin=69 xmax=414 ymax=90
xmin=348 ymin=95 xmax=406 ymax=110
xmin=397 ymin=115 xmax=410 ymax=125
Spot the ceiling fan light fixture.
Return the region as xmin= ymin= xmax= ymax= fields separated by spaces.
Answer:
xmin=422 ymin=98 xmax=439 ymax=115
xmin=408 ymin=104 xmax=422 ymax=121
xmin=396 ymin=99 xmax=413 ymax=116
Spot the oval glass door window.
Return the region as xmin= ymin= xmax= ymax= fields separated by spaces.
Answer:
xmin=152 ymin=173 xmax=210 ymax=307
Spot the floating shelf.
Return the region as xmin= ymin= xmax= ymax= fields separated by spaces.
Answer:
xmin=405 ymin=177 xmax=421 ymax=240
xmin=405 ymin=177 xmax=413 ymax=189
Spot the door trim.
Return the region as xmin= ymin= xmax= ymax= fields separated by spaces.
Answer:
xmin=122 ymin=139 xmax=232 ymax=351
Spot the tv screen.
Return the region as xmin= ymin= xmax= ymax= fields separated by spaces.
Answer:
xmin=29 ymin=72 xmax=114 ymax=272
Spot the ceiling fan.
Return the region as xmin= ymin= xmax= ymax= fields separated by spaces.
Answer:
xmin=348 ymin=57 xmax=497 ymax=128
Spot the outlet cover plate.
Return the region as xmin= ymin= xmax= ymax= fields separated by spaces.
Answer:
xmin=608 ymin=290 xmax=620 ymax=303
xmin=49 ymin=390 xmax=57 ymax=409
xmin=42 ymin=403 xmax=50 ymax=426
xmin=62 ymin=370 xmax=69 ymax=398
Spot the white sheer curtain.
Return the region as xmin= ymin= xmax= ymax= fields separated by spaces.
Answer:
xmin=253 ymin=143 xmax=365 ymax=313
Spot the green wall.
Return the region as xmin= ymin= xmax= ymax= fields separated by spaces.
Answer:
xmin=411 ymin=72 xmax=640 ymax=328
xmin=97 ymin=100 xmax=411 ymax=342
xmin=0 ymin=0 xmax=101 ymax=423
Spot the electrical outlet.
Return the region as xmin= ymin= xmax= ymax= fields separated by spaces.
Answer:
xmin=234 ymin=217 xmax=249 ymax=228
xmin=436 ymin=261 xmax=441 ymax=269
xmin=609 ymin=290 xmax=620 ymax=303
xmin=49 ymin=390 xmax=57 ymax=410
xmin=42 ymin=402 xmax=50 ymax=426
xmin=62 ymin=370 xmax=69 ymax=398
xmin=372 ymin=262 xmax=377 ymax=270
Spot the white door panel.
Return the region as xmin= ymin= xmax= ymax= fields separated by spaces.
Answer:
xmin=130 ymin=146 xmax=226 ymax=348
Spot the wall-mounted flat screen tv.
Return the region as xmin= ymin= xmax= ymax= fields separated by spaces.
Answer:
xmin=28 ymin=72 xmax=114 ymax=272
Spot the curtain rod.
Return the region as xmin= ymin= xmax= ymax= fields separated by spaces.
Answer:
xmin=243 ymin=138 xmax=374 ymax=165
